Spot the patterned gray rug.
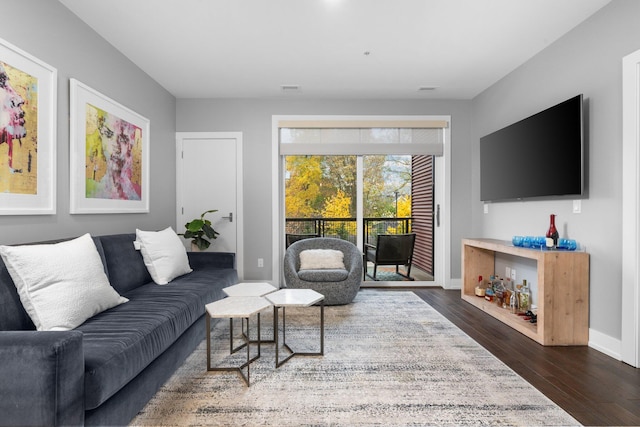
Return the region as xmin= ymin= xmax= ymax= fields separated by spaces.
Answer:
xmin=130 ymin=290 xmax=580 ymax=426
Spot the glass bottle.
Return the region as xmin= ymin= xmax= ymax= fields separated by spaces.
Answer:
xmin=518 ymin=280 xmax=531 ymax=313
xmin=475 ymin=275 xmax=484 ymax=297
xmin=546 ymin=214 xmax=559 ymax=249
xmin=509 ymin=287 xmax=518 ymax=314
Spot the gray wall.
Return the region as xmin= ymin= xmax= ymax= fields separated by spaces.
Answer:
xmin=3 ymin=0 xmax=630 ymax=351
xmin=0 ymin=0 xmax=176 ymax=244
xmin=472 ymin=0 xmax=640 ymax=342
xmin=176 ymin=98 xmax=473 ymax=281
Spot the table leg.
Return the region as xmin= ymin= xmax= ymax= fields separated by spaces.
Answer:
xmin=208 ymin=314 xmax=261 ymax=386
xmin=320 ymin=300 xmax=324 ymax=355
xmin=206 ymin=312 xmax=211 ymax=370
xmin=274 ymin=306 xmax=280 ymax=367
xmin=275 ymin=302 xmax=325 ymax=368
xmin=229 ymin=318 xmax=248 ymax=354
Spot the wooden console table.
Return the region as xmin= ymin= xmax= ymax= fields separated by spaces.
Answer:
xmin=461 ymin=238 xmax=589 ymax=346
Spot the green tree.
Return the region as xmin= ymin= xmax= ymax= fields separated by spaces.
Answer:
xmin=322 ymin=156 xmax=357 ymax=215
xmin=363 ymin=155 xmax=387 ymax=217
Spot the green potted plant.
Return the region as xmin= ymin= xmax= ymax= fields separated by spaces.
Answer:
xmin=179 ymin=209 xmax=220 ymax=251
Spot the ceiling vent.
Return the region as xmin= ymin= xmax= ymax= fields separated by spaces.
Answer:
xmin=418 ymin=86 xmax=438 ymax=91
xmin=281 ymin=85 xmax=301 ymax=93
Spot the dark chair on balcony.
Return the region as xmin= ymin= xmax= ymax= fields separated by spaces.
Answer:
xmin=285 ymin=233 xmax=320 ymax=248
xmin=284 ymin=237 xmax=362 ymax=305
xmin=364 ymin=233 xmax=416 ymax=281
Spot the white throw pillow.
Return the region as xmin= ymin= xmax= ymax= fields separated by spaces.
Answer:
xmin=135 ymin=227 xmax=193 ymax=284
xmin=0 ymin=233 xmax=128 ymax=331
xmin=299 ymin=249 xmax=346 ymax=270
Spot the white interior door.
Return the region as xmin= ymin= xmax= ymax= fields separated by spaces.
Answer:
xmin=622 ymin=49 xmax=640 ymax=367
xmin=176 ymin=132 xmax=243 ymax=278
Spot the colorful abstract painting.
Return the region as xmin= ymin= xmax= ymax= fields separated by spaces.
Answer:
xmin=70 ymin=79 xmax=149 ymax=214
xmin=84 ymin=103 xmax=143 ymax=200
xmin=0 ymin=60 xmax=38 ymax=195
xmin=0 ymin=38 xmax=56 ymax=215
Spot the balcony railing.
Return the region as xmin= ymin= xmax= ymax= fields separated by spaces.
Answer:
xmin=285 ymin=217 xmax=413 ymax=248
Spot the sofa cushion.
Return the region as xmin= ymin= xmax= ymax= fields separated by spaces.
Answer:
xmin=80 ymin=285 xmax=201 ymax=410
xmin=0 ymin=234 xmax=128 ymax=331
xmin=135 ymin=227 xmax=192 ymax=284
xmin=80 ymin=266 xmax=237 ymax=410
xmin=98 ymin=234 xmax=152 ymax=295
xmin=0 ymin=257 xmax=34 ymax=331
xmin=168 ymin=267 xmax=238 ymax=300
xmin=297 ymin=268 xmax=349 ymax=282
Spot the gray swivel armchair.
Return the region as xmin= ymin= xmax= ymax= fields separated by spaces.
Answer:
xmin=283 ymin=237 xmax=362 ymax=305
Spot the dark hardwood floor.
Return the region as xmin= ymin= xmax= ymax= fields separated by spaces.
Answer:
xmin=404 ymin=288 xmax=640 ymax=426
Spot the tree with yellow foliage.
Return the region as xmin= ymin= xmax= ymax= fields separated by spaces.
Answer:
xmin=322 ymin=189 xmax=352 ymax=218
xmin=285 ymin=156 xmax=323 ymax=217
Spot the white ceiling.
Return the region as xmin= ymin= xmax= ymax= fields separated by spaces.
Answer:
xmin=59 ymin=0 xmax=611 ymax=100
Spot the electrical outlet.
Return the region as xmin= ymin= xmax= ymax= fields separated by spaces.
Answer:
xmin=258 ymin=258 xmax=264 ymax=268
xmin=511 ymin=269 xmax=517 ymax=281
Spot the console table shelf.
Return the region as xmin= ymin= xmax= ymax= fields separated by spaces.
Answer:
xmin=461 ymin=238 xmax=589 ymax=346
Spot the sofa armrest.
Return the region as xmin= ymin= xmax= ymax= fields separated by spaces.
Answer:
xmin=0 ymin=331 xmax=84 ymax=427
xmin=187 ymin=251 xmax=235 ymax=270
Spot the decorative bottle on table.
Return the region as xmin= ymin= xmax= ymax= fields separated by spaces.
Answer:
xmin=546 ymin=214 xmax=559 ymax=249
xmin=518 ymin=280 xmax=531 ymax=313
xmin=509 ymin=287 xmax=518 ymax=314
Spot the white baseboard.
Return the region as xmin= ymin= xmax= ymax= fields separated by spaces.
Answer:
xmin=442 ymin=278 xmax=461 ymax=290
xmin=588 ymin=328 xmax=622 ymax=361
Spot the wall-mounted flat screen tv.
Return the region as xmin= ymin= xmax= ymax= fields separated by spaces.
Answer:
xmin=480 ymin=94 xmax=584 ymax=202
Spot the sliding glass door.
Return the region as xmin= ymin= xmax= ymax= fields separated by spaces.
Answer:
xmin=275 ymin=115 xmax=449 ymax=287
xmin=285 ymin=153 xmax=435 ymax=283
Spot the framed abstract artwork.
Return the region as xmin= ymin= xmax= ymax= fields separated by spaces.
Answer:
xmin=0 ymin=37 xmax=57 ymax=215
xmin=70 ymin=79 xmax=149 ymax=214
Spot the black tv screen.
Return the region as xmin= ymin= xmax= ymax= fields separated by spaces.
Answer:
xmin=480 ymin=94 xmax=584 ymax=202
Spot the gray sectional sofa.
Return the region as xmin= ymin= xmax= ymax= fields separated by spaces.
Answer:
xmin=0 ymin=233 xmax=237 ymax=426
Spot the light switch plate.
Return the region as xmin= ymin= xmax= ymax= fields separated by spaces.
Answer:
xmin=573 ymin=200 xmax=582 ymax=213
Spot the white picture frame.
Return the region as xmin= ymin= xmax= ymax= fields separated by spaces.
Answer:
xmin=0 ymin=37 xmax=57 ymax=215
xmin=69 ymin=78 xmax=150 ymax=214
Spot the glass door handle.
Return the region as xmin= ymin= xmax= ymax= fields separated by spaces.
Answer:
xmin=222 ymin=212 xmax=233 ymax=222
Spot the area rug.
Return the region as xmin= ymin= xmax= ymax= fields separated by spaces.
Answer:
xmin=130 ymin=290 xmax=580 ymax=426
